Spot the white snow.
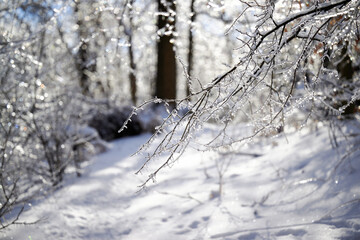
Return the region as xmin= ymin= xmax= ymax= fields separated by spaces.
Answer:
xmin=3 ymin=123 xmax=360 ymax=240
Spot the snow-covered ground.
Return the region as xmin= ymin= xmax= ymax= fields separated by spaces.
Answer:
xmin=3 ymin=123 xmax=360 ymax=240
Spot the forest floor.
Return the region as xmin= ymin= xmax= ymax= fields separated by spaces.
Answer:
xmin=3 ymin=122 xmax=360 ymax=240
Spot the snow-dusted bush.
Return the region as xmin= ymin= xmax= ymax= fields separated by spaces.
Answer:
xmin=0 ymin=0 xmax=117 ymax=227
xmin=89 ymin=107 xmax=143 ymax=141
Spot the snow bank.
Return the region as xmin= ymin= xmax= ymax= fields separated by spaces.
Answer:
xmin=3 ymin=123 xmax=360 ymax=240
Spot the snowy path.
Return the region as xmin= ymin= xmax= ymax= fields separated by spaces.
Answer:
xmin=3 ymin=126 xmax=360 ymax=240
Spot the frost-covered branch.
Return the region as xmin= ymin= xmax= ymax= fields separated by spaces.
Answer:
xmin=125 ymin=0 xmax=359 ymax=188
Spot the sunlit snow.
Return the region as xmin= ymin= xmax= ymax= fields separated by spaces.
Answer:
xmin=3 ymin=123 xmax=360 ymax=240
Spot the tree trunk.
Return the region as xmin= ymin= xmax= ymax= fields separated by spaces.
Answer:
xmin=129 ymin=42 xmax=137 ymax=105
xmin=155 ymin=0 xmax=177 ymax=101
xmin=128 ymin=0 xmax=137 ymax=105
xmin=74 ymin=1 xmax=97 ymax=97
xmin=187 ymin=0 xmax=196 ymax=97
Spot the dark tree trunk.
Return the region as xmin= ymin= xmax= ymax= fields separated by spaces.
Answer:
xmin=128 ymin=0 xmax=137 ymax=105
xmin=155 ymin=0 xmax=177 ymax=101
xmin=187 ymin=0 xmax=196 ymax=97
xmin=74 ymin=1 xmax=97 ymax=97
xmin=129 ymin=42 xmax=137 ymax=105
